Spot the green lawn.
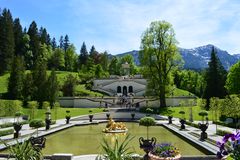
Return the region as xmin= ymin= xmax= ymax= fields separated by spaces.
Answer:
xmin=22 ymin=107 xmax=103 ymax=120
xmin=168 ymin=88 xmax=195 ymax=96
xmin=160 ymin=105 xmax=213 ymax=121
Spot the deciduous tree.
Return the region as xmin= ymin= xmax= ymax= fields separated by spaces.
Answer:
xmin=225 ymin=61 xmax=240 ymax=94
xmin=139 ymin=21 xmax=182 ymax=107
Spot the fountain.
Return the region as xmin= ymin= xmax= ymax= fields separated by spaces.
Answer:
xmin=102 ymin=118 xmax=128 ymax=133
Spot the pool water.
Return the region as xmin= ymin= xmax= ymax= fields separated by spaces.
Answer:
xmin=42 ymin=123 xmax=206 ymax=156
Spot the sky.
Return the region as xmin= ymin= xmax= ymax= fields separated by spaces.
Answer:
xmin=1 ymin=0 xmax=240 ymax=55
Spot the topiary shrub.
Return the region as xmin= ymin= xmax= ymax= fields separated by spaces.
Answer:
xmin=29 ymin=119 xmax=45 ymax=128
xmin=179 ymin=111 xmax=185 ymax=119
xmin=198 ymin=111 xmax=208 ymax=123
xmin=139 ymin=116 xmax=156 ymax=139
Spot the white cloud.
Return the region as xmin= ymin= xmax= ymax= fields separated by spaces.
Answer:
xmin=66 ymin=0 xmax=240 ymax=54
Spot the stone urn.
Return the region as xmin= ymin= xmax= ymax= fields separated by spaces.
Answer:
xmin=106 ymin=113 xmax=110 ymax=120
xmin=131 ymin=113 xmax=135 ymax=120
xmin=179 ymin=119 xmax=186 ymax=130
xmin=139 ymin=137 xmax=156 ymax=160
xmin=13 ymin=123 xmax=22 ymax=138
xmin=168 ymin=116 xmax=173 ymax=124
xmin=89 ymin=114 xmax=93 ymax=122
xmin=45 ymin=118 xmax=51 ymax=130
xmin=198 ymin=123 xmax=209 ymax=141
xmin=66 ymin=116 xmax=71 ymax=124
xmin=29 ymin=136 xmax=46 ymax=150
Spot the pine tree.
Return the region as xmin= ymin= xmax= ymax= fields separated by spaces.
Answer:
xmin=51 ymin=37 xmax=57 ymax=50
xmin=63 ymin=34 xmax=70 ymax=52
xmin=27 ymin=21 xmax=40 ymax=65
xmin=7 ymin=56 xmax=25 ymax=100
xmin=59 ymin=36 xmax=64 ymax=49
xmin=203 ymin=47 xmax=227 ymax=109
xmin=47 ymin=70 xmax=59 ymax=108
xmin=22 ymin=73 xmax=34 ymax=106
xmin=46 ymin=34 xmax=51 ymax=45
xmin=78 ymin=42 xmax=88 ymax=69
xmin=0 ymin=8 xmax=15 ymax=75
xmin=39 ymin=27 xmax=48 ymax=44
xmin=13 ymin=18 xmax=24 ymax=56
xmin=89 ymin=45 xmax=100 ymax=64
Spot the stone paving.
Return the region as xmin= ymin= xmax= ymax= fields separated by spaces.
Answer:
xmin=0 ymin=110 xmax=238 ymax=160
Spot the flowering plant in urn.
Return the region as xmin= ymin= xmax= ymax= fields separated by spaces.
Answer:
xmin=148 ymin=143 xmax=181 ymax=160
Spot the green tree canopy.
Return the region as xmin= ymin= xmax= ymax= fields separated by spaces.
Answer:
xmin=225 ymin=61 xmax=240 ymax=94
xmin=139 ymin=20 xmax=182 ymax=107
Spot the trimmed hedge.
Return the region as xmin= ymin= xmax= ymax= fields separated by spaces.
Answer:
xmin=139 ymin=107 xmax=159 ymax=114
xmin=185 ymin=121 xmax=199 ymax=128
xmin=0 ymin=129 xmax=14 ymax=137
xmin=216 ymin=129 xmax=232 ymax=136
xmin=213 ymin=121 xmax=240 ymax=129
xmin=50 ymin=120 xmax=56 ymax=125
xmin=0 ymin=121 xmax=28 ymax=128
xmin=29 ymin=119 xmax=45 ymax=128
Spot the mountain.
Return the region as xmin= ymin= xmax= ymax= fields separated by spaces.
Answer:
xmin=116 ymin=44 xmax=239 ymax=70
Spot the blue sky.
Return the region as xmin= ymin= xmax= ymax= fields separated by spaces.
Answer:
xmin=1 ymin=0 xmax=240 ymax=55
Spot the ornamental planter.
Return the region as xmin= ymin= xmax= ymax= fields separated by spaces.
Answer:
xmin=89 ymin=114 xmax=93 ymax=122
xmin=148 ymin=152 xmax=181 ymax=160
xmin=131 ymin=113 xmax=135 ymax=120
xmin=29 ymin=136 xmax=46 ymax=150
xmin=66 ymin=116 xmax=71 ymax=124
xmin=106 ymin=113 xmax=110 ymax=120
xmin=198 ymin=123 xmax=209 ymax=141
xmin=139 ymin=137 xmax=156 ymax=160
xmin=168 ymin=116 xmax=173 ymax=124
xmin=45 ymin=118 xmax=51 ymax=130
xmin=13 ymin=123 xmax=22 ymax=138
xmin=179 ymin=119 xmax=186 ymax=130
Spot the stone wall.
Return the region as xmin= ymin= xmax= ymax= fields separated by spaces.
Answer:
xmin=59 ymin=96 xmax=197 ymax=108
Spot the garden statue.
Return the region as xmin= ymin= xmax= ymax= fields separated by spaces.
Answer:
xmin=102 ymin=118 xmax=128 ymax=133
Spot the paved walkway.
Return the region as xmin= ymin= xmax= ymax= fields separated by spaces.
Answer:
xmin=0 ymin=110 xmax=238 ymax=160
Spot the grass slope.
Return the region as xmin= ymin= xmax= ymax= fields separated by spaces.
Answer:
xmin=0 ymin=71 xmax=102 ymax=96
